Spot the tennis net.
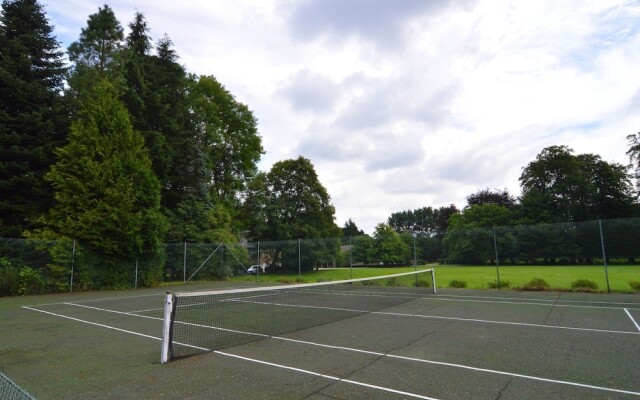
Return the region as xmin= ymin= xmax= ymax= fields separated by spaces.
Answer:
xmin=160 ymin=269 xmax=436 ymax=363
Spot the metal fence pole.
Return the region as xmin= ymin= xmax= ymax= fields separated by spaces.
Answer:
xmin=183 ymin=242 xmax=187 ymax=282
xmin=298 ymin=238 xmax=301 ymax=277
xmin=349 ymin=236 xmax=352 ymax=280
xmin=135 ymin=257 xmax=138 ymax=288
xmin=413 ymin=233 xmax=418 ymax=285
xmin=70 ymin=240 xmax=76 ymax=293
xmin=599 ymin=220 xmax=611 ymax=293
xmin=493 ymin=227 xmax=501 ymax=290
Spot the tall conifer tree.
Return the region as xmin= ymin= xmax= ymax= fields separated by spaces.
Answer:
xmin=0 ymin=0 xmax=68 ymax=236
xmin=46 ymin=80 xmax=167 ymax=287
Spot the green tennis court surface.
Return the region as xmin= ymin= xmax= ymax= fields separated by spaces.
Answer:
xmin=1 ymin=278 xmax=639 ymax=400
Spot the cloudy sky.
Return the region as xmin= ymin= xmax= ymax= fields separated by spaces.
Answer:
xmin=45 ymin=0 xmax=640 ymax=233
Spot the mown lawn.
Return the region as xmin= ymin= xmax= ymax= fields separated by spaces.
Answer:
xmin=228 ymin=265 xmax=640 ymax=293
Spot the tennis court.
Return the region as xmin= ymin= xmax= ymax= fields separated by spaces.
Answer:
xmin=2 ymin=271 xmax=639 ymax=400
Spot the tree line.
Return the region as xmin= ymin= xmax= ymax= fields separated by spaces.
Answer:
xmin=0 ymin=1 xmax=339 ymax=288
xmin=2 ymin=1 xmax=639 ymax=291
xmin=369 ymin=144 xmax=640 ymax=265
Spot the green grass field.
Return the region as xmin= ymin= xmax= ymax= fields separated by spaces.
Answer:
xmin=228 ymin=265 xmax=640 ymax=293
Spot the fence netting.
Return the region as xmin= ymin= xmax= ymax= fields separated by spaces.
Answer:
xmin=0 ymin=373 xmax=35 ymax=400
xmin=1 ymin=218 xmax=639 ymax=295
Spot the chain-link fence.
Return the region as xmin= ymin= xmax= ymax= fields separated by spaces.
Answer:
xmin=1 ymin=218 xmax=639 ymax=295
xmin=0 ymin=373 xmax=34 ymax=400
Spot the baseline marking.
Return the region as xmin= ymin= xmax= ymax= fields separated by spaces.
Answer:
xmin=624 ymin=308 xmax=640 ymax=332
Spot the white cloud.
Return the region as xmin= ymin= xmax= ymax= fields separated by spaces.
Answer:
xmin=42 ymin=0 xmax=640 ymax=234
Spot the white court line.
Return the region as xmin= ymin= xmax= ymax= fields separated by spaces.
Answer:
xmin=22 ymin=305 xmax=640 ymax=397
xmin=298 ymin=288 xmax=640 ymax=310
xmin=64 ymin=296 xmax=640 ymax=336
xmin=226 ymin=298 xmax=640 ymax=335
xmin=22 ymin=306 xmax=161 ymax=341
xmin=434 ymin=293 xmax=640 ymax=307
xmin=625 ymin=308 xmax=640 ymax=332
xmin=214 ymin=351 xmax=441 ymax=400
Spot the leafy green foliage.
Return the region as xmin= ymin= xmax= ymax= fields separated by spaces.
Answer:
xmin=0 ymin=257 xmax=19 ymax=296
xmin=371 ymin=224 xmax=410 ymax=265
xmin=629 ymin=280 xmax=640 ymax=292
xmin=18 ymin=266 xmax=45 ymax=294
xmin=520 ymin=146 xmax=634 ymax=223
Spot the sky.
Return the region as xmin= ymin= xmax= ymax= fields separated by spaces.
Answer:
xmin=43 ymin=0 xmax=640 ymax=234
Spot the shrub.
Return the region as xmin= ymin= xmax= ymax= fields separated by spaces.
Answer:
xmin=448 ymin=279 xmax=467 ymax=288
xmin=571 ymin=279 xmax=599 ymax=291
xmin=0 ymin=257 xmax=20 ymax=296
xmin=386 ymin=277 xmax=399 ymax=286
xmin=18 ymin=266 xmax=45 ymax=295
xmin=629 ymin=280 xmax=640 ymax=292
xmin=486 ymin=280 xmax=511 ymax=289
xmin=521 ymin=278 xmax=549 ymax=291
xmin=412 ymin=279 xmax=431 ymax=288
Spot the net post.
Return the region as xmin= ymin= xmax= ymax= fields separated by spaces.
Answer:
xmin=161 ymin=292 xmax=175 ymax=364
xmin=430 ymin=269 xmax=437 ymax=294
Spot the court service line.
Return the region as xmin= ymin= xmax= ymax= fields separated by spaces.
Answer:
xmin=214 ymin=350 xmax=440 ymax=400
xmin=228 ymin=298 xmax=640 ymax=335
xmin=62 ymin=297 xmax=640 ymax=337
xmin=266 ymin=336 xmax=640 ymax=397
xmin=22 ymin=305 xmax=640 ymax=397
xmin=625 ymin=308 xmax=640 ymax=332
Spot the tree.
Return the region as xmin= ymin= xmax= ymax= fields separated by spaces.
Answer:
xmin=245 ymin=156 xmax=340 ymax=270
xmin=371 ymin=223 xmax=410 ymax=265
xmin=0 ymin=0 xmax=69 ymax=237
xmin=342 ymin=218 xmax=364 ymax=236
xmin=626 ymin=132 xmax=640 ymax=193
xmin=262 ymin=156 xmax=339 ymax=240
xmin=443 ymin=204 xmax=514 ymax=264
xmin=45 ymin=80 xmax=166 ymax=288
xmin=388 ymin=205 xmax=459 ymax=235
xmin=520 ymin=145 xmax=634 ymax=222
xmin=466 ymin=188 xmax=515 ymax=208
xmin=67 ymin=4 xmax=123 ymax=73
xmin=189 ymin=74 xmax=263 ymax=208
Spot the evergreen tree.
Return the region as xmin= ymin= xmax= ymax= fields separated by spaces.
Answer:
xmin=67 ymin=4 xmax=123 ymax=72
xmin=0 ymin=0 xmax=68 ymax=237
xmin=45 ymin=80 xmax=166 ymax=287
xmin=67 ymin=4 xmax=124 ymax=101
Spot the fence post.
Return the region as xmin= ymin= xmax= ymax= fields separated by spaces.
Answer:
xmin=70 ymin=240 xmax=76 ymax=293
xmin=349 ymin=236 xmax=353 ymax=280
xmin=135 ymin=257 xmax=138 ymax=288
xmin=183 ymin=242 xmax=187 ymax=282
xmin=413 ymin=233 xmax=418 ymax=285
xmin=493 ymin=226 xmax=501 ymax=290
xmin=298 ymin=238 xmax=301 ymax=277
xmin=599 ymin=220 xmax=611 ymax=293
